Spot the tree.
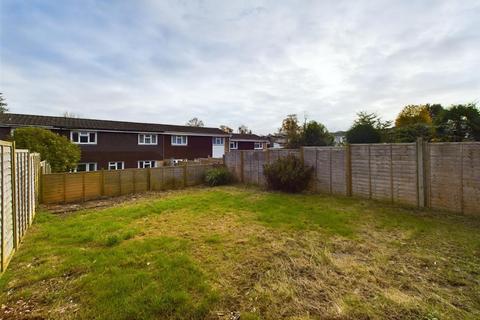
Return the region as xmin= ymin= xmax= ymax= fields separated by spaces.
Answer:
xmin=62 ymin=111 xmax=79 ymax=118
xmin=219 ymin=125 xmax=233 ymax=133
xmin=238 ymin=125 xmax=251 ymax=134
xmin=395 ymin=105 xmax=432 ymax=127
xmin=346 ymin=112 xmax=390 ymax=144
xmin=279 ymin=114 xmax=302 ymax=148
xmin=12 ymin=127 xmax=81 ymax=172
xmin=302 ymin=121 xmax=334 ymax=146
xmin=0 ymin=93 xmax=8 ymax=113
xmin=393 ymin=123 xmax=434 ymax=142
xmin=186 ymin=117 xmax=204 ymax=127
xmin=435 ymin=103 xmax=480 ymax=141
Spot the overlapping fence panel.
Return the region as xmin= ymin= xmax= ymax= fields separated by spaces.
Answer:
xmin=41 ymin=164 xmax=215 ymax=204
xmin=0 ymin=141 xmax=40 ymax=272
xmin=225 ymin=141 xmax=480 ymax=215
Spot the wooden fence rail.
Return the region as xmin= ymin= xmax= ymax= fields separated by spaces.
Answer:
xmin=40 ymin=164 xmax=216 ymax=204
xmin=0 ymin=141 xmax=41 ymax=272
xmin=225 ymin=140 xmax=480 ymax=216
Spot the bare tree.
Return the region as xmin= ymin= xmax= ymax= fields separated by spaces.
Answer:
xmin=0 ymin=93 xmax=8 ymax=113
xmin=220 ymin=125 xmax=233 ymax=133
xmin=238 ymin=125 xmax=251 ymax=134
xmin=62 ymin=111 xmax=79 ymax=118
xmin=186 ymin=117 xmax=204 ymax=127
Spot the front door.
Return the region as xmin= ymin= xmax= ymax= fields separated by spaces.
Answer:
xmin=212 ymin=137 xmax=225 ymax=158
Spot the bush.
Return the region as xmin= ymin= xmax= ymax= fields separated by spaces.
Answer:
xmin=263 ymin=155 xmax=314 ymax=193
xmin=12 ymin=127 xmax=80 ymax=172
xmin=204 ymin=167 xmax=233 ymax=186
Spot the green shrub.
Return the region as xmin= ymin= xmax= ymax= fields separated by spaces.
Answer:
xmin=263 ymin=155 xmax=313 ymax=193
xmin=204 ymin=167 xmax=232 ymax=186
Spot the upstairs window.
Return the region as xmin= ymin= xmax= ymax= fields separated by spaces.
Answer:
xmin=230 ymin=141 xmax=238 ymax=150
xmin=254 ymin=142 xmax=263 ymax=150
xmin=171 ymin=135 xmax=188 ymax=146
xmin=108 ymin=161 xmax=124 ymax=170
xmin=138 ymin=134 xmax=158 ymax=145
xmin=138 ymin=160 xmax=156 ymax=168
xmin=71 ymin=131 xmax=97 ymax=144
xmin=213 ymin=137 xmax=224 ymax=145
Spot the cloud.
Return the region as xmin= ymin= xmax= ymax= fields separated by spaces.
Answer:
xmin=1 ymin=0 xmax=479 ymax=134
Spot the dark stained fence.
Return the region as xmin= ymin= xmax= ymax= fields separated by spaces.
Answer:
xmin=225 ymin=140 xmax=480 ymax=216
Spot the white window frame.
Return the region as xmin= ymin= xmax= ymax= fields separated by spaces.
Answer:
xmin=108 ymin=161 xmax=124 ymax=170
xmin=254 ymin=142 xmax=263 ymax=150
xmin=230 ymin=141 xmax=238 ymax=150
xmin=213 ymin=137 xmax=224 ymax=145
xmin=137 ymin=160 xmax=156 ymax=169
xmin=171 ymin=135 xmax=188 ymax=146
xmin=138 ymin=133 xmax=158 ymax=145
xmin=70 ymin=131 xmax=97 ymax=144
xmin=75 ymin=162 xmax=97 ymax=172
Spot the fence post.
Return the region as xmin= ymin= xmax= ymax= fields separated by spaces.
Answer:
xmin=63 ymin=172 xmax=67 ymax=203
xmin=1 ymin=145 xmax=4 ymax=272
xmin=300 ymin=147 xmax=305 ymax=164
xmin=345 ymin=144 xmax=352 ymax=197
xmin=416 ymin=137 xmax=425 ymax=208
xmin=11 ymin=143 xmax=17 ymax=249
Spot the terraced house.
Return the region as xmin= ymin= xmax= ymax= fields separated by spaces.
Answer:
xmin=229 ymin=133 xmax=269 ymax=150
xmin=0 ymin=113 xmax=230 ymax=171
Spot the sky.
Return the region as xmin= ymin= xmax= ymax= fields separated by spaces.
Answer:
xmin=1 ymin=0 xmax=479 ymax=134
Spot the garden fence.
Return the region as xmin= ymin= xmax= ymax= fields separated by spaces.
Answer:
xmin=40 ymin=164 xmax=216 ymax=204
xmin=225 ymin=139 xmax=480 ymax=216
xmin=0 ymin=141 xmax=41 ymax=272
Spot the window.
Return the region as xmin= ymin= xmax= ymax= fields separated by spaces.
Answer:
xmin=108 ymin=161 xmax=124 ymax=170
xmin=171 ymin=135 xmax=188 ymax=146
xmin=76 ymin=163 xmax=97 ymax=172
xmin=138 ymin=160 xmax=156 ymax=169
xmin=254 ymin=142 xmax=263 ymax=149
xmin=71 ymin=131 xmax=97 ymax=144
xmin=138 ymin=134 xmax=158 ymax=145
xmin=213 ymin=137 xmax=224 ymax=145
xmin=230 ymin=141 xmax=238 ymax=150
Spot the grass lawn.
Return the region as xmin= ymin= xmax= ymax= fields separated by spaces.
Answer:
xmin=0 ymin=186 xmax=479 ymax=320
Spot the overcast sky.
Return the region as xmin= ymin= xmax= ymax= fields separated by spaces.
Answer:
xmin=1 ymin=1 xmax=479 ymax=134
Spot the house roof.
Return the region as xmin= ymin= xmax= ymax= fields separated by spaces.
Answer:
xmin=230 ymin=133 xmax=269 ymax=142
xmin=0 ymin=113 xmax=228 ymax=136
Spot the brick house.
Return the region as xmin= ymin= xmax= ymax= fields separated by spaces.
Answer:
xmin=229 ymin=133 xmax=269 ymax=150
xmin=0 ymin=113 xmax=229 ymax=171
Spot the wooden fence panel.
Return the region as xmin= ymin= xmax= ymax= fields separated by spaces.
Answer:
xmin=0 ymin=141 xmax=40 ymax=273
xmin=351 ymin=145 xmax=371 ymax=198
xmin=392 ymin=144 xmax=418 ymax=205
xmin=84 ymin=172 xmax=102 ymax=201
xmin=104 ymin=170 xmax=121 ymax=196
xmin=224 ymin=142 xmax=480 ymax=215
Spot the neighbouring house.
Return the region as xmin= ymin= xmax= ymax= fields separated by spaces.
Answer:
xmin=229 ymin=133 xmax=269 ymax=150
xmin=0 ymin=113 xmax=230 ymax=171
xmin=266 ymin=133 xmax=287 ymax=148
xmin=332 ymin=131 xmax=346 ymax=146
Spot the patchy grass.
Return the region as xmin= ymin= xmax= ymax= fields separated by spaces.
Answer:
xmin=0 ymin=186 xmax=479 ymax=319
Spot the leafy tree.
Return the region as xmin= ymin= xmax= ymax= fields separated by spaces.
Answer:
xmin=186 ymin=117 xmax=204 ymax=127
xmin=346 ymin=112 xmax=390 ymax=144
xmin=395 ymin=105 xmax=432 ymax=127
xmin=426 ymin=104 xmax=444 ymax=123
xmin=12 ymin=127 xmax=81 ymax=172
xmin=279 ymin=114 xmax=302 ymax=148
xmin=393 ymin=123 xmax=434 ymax=142
xmin=0 ymin=93 xmax=8 ymax=113
xmin=302 ymin=121 xmax=334 ymax=146
xmin=219 ymin=125 xmax=233 ymax=133
xmin=238 ymin=125 xmax=251 ymax=134
xmin=435 ymin=103 xmax=480 ymax=141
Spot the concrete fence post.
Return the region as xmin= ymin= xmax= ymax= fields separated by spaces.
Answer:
xmin=345 ymin=144 xmax=352 ymax=197
xmin=416 ymin=137 xmax=426 ymax=208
